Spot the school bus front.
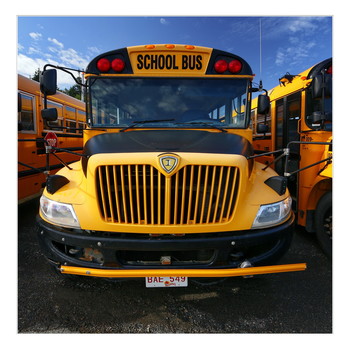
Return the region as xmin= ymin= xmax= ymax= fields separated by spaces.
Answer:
xmin=36 ymin=45 xmax=305 ymax=286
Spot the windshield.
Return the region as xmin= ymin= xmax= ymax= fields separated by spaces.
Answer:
xmin=88 ymin=78 xmax=250 ymax=129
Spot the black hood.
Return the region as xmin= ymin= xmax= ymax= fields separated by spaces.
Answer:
xmin=82 ymin=130 xmax=253 ymax=173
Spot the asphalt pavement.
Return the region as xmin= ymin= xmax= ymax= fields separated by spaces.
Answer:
xmin=18 ymin=198 xmax=332 ymax=334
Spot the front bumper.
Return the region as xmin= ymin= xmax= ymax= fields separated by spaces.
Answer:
xmin=37 ymin=214 xmax=303 ymax=278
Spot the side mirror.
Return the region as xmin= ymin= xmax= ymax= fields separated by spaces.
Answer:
xmin=312 ymin=74 xmax=332 ymax=99
xmin=41 ymin=108 xmax=58 ymax=121
xmin=257 ymin=123 xmax=269 ymax=134
xmin=40 ymin=69 xmax=57 ymax=96
xmin=257 ymin=94 xmax=270 ymax=115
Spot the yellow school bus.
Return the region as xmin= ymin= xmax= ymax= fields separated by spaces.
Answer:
xmin=251 ymin=58 xmax=332 ymax=256
xmin=36 ymin=44 xmax=305 ymax=286
xmin=18 ymin=74 xmax=86 ymax=204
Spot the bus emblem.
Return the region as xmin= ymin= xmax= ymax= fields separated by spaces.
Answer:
xmin=159 ymin=154 xmax=179 ymax=174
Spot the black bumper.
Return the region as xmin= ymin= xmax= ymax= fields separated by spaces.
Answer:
xmin=37 ymin=214 xmax=294 ymax=271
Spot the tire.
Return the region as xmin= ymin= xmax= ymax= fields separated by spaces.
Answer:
xmin=315 ymin=192 xmax=332 ymax=257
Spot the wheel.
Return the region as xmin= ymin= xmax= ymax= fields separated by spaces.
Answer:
xmin=315 ymin=192 xmax=332 ymax=257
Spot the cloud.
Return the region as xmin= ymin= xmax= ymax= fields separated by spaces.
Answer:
xmin=275 ymin=40 xmax=317 ymax=67
xmin=160 ymin=18 xmax=169 ymax=25
xmin=59 ymin=48 xmax=89 ymax=69
xmin=17 ymin=53 xmax=48 ymax=77
xmin=271 ymin=17 xmax=330 ymax=68
xmin=48 ymin=37 xmax=64 ymax=49
xmin=18 ymin=33 xmax=89 ymax=89
xmin=28 ymin=47 xmax=40 ymax=55
xmin=29 ymin=32 xmax=42 ymax=40
xmin=88 ymin=46 xmax=100 ymax=55
xmin=287 ymin=17 xmax=319 ymax=34
xmin=17 ymin=52 xmax=80 ymax=88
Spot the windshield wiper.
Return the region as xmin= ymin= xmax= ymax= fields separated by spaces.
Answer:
xmin=119 ymin=119 xmax=175 ymax=132
xmin=175 ymin=121 xmax=227 ymax=133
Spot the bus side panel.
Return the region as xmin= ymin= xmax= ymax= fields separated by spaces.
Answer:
xmin=18 ymin=74 xmax=86 ymax=203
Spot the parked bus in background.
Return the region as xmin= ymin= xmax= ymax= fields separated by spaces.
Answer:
xmin=18 ymin=74 xmax=86 ymax=204
xmin=251 ymin=58 xmax=332 ymax=256
xmin=36 ymin=44 xmax=306 ymax=286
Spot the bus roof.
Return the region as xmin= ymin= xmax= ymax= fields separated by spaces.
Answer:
xmin=251 ymin=58 xmax=332 ymax=107
xmin=18 ymin=74 xmax=85 ymax=110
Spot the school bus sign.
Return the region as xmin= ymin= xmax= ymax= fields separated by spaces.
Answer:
xmin=128 ymin=45 xmax=211 ymax=74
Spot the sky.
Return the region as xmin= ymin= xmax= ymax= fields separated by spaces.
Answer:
xmin=17 ymin=16 xmax=332 ymax=92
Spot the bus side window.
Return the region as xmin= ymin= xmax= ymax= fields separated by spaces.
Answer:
xmin=18 ymin=92 xmax=36 ymax=132
xmin=257 ymin=110 xmax=271 ymax=135
xmin=77 ymin=110 xmax=86 ymax=134
xmin=46 ymin=100 xmax=63 ymax=132
xmin=78 ymin=122 xmax=85 ymax=134
xmin=65 ymin=106 xmax=77 ymax=133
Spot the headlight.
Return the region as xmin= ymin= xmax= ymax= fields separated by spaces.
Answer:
xmin=40 ymin=195 xmax=80 ymax=228
xmin=252 ymin=197 xmax=292 ymax=229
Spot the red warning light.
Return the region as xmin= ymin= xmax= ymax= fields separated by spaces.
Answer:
xmin=97 ymin=58 xmax=111 ymax=72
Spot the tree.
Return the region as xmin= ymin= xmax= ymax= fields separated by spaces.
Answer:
xmin=30 ymin=68 xmax=85 ymax=101
xmin=32 ymin=68 xmax=41 ymax=82
xmin=62 ymin=76 xmax=83 ymax=100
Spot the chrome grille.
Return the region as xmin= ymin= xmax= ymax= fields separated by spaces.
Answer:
xmin=96 ymin=164 xmax=239 ymax=225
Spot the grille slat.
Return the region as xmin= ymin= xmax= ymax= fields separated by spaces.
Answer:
xmin=96 ymin=164 xmax=239 ymax=225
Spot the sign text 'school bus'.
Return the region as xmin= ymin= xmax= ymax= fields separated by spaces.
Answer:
xmin=251 ymin=58 xmax=332 ymax=256
xmin=36 ymin=44 xmax=305 ymax=287
xmin=18 ymin=74 xmax=86 ymax=204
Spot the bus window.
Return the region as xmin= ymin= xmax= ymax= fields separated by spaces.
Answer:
xmin=89 ymin=78 xmax=249 ymax=128
xmin=275 ymin=99 xmax=284 ymax=152
xmin=257 ymin=110 xmax=271 ymax=136
xmin=78 ymin=121 xmax=85 ymax=134
xmin=66 ymin=119 xmax=77 ymax=133
xmin=77 ymin=109 xmax=86 ymax=121
xmin=65 ymin=106 xmax=76 ymax=119
xmin=46 ymin=100 xmax=63 ymax=132
xmin=305 ymin=87 xmax=332 ymax=130
xmin=286 ymin=93 xmax=301 ymax=142
xmin=77 ymin=110 xmax=86 ymax=134
xmin=18 ymin=92 xmax=36 ymax=132
xmin=65 ymin=106 xmax=77 ymax=133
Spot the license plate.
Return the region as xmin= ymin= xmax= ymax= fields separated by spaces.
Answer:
xmin=145 ymin=276 xmax=188 ymax=288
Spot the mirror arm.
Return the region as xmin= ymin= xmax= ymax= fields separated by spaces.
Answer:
xmin=43 ymin=64 xmax=87 ymax=88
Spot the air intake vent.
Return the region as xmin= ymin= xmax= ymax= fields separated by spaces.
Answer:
xmin=96 ymin=164 xmax=239 ymax=225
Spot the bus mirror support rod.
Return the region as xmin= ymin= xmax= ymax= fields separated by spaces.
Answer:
xmin=42 ymin=64 xmax=87 ymax=88
xmin=247 ymin=141 xmax=332 ymax=175
xmin=283 ymin=141 xmax=332 ymax=177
